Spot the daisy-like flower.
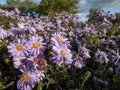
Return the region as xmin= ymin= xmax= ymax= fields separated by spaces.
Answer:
xmin=19 ymin=60 xmax=35 ymax=72
xmin=51 ymin=32 xmax=70 ymax=47
xmin=15 ymin=8 xmax=20 ymax=14
xmin=111 ymin=49 xmax=120 ymax=65
xmin=0 ymin=27 xmax=8 ymax=39
xmin=26 ymin=35 xmax=45 ymax=55
xmin=13 ymin=56 xmax=26 ymax=69
xmin=51 ymin=45 xmax=73 ymax=66
xmin=10 ymin=27 xmax=25 ymax=35
xmin=95 ymin=50 xmax=109 ymax=64
xmin=28 ymin=27 xmax=36 ymax=34
xmin=27 ymin=56 xmax=39 ymax=67
xmin=33 ymin=68 xmax=45 ymax=83
xmin=17 ymin=72 xmax=37 ymax=90
xmin=28 ymin=54 xmax=47 ymax=68
xmin=73 ymin=56 xmax=85 ymax=69
xmin=110 ymin=14 xmax=116 ymax=20
xmin=79 ymin=46 xmax=91 ymax=59
xmin=7 ymin=39 xmax=27 ymax=57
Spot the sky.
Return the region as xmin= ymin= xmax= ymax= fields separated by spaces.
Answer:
xmin=0 ymin=0 xmax=120 ymax=21
xmin=0 ymin=0 xmax=6 ymax=4
xmin=78 ymin=0 xmax=120 ymax=21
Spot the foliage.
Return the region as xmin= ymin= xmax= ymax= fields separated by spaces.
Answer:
xmin=0 ymin=4 xmax=14 ymax=11
xmin=19 ymin=0 xmax=38 ymax=16
xmin=36 ymin=0 xmax=79 ymax=16
xmin=0 ymin=15 xmax=17 ymax=30
xmin=7 ymin=0 xmax=21 ymax=7
xmin=0 ymin=40 xmax=20 ymax=90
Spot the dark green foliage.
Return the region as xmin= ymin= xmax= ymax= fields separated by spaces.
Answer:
xmin=38 ymin=64 xmax=83 ymax=90
xmin=7 ymin=0 xmax=21 ymax=7
xmin=0 ymin=40 xmax=20 ymax=90
xmin=19 ymin=0 xmax=38 ymax=17
xmin=0 ymin=15 xmax=17 ymax=30
xmin=0 ymin=4 xmax=14 ymax=11
xmin=87 ymin=8 xmax=102 ymax=23
xmin=0 ymin=0 xmax=21 ymax=11
xmin=36 ymin=0 xmax=79 ymax=16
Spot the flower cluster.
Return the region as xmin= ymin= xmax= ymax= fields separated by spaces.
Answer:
xmin=7 ymin=35 xmax=46 ymax=89
xmin=0 ymin=8 xmax=120 ymax=90
xmin=51 ymin=32 xmax=72 ymax=66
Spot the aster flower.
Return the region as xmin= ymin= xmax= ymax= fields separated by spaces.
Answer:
xmin=27 ymin=27 xmax=36 ymax=34
xmin=76 ymin=41 xmax=81 ymax=51
xmin=95 ymin=50 xmax=109 ymax=64
xmin=5 ymin=10 xmax=15 ymax=17
xmin=15 ymin=8 xmax=20 ymax=14
xmin=111 ymin=49 xmax=120 ymax=65
xmin=11 ymin=27 xmax=25 ymax=35
xmin=17 ymin=72 xmax=37 ymax=90
xmin=19 ymin=60 xmax=35 ymax=72
xmin=0 ymin=27 xmax=8 ymax=39
xmin=35 ymin=22 xmax=44 ymax=31
xmin=108 ymin=39 xmax=116 ymax=49
xmin=26 ymin=35 xmax=45 ymax=55
xmin=27 ymin=54 xmax=46 ymax=68
xmin=9 ymin=22 xmax=15 ymax=27
xmin=13 ymin=56 xmax=26 ymax=69
xmin=93 ymin=76 xmax=109 ymax=85
xmin=7 ymin=39 xmax=27 ymax=57
xmin=0 ymin=9 xmax=5 ymax=14
xmin=110 ymin=14 xmax=116 ymax=20
xmin=27 ymin=56 xmax=39 ymax=67
xmin=115 ymin=61 xmax=120 ymax=72
xmin=79 ymin=46 xmax=91 ymax=59
xmin=98 ymin=9 xmax=107 ymax=17
xmin=51 ymin=32 xmax=70 ymax=47
xmin=18 ymin=23 xmax=25 ymax=29
xmin=51 ymin=45 xmax=73 ymax=66
xmin=33 ymin=68 xmax=45 ymax=83
xmin=73 ymin=56 xmax=85 ymax=69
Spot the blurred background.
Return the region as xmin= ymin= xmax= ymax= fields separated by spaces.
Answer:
xmin=0 ymin=0 xmax=120 ymax=21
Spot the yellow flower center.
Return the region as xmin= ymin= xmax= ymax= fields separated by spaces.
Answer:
xmin=33 ymin=43 xmax=39 ymax=49
xmin=16 ymin=45 xmax=23 ymax=51
xmin=60 ymin=50 xmax=67 ymax=56
xmin=21 ymin=73 xmax=29 ymax=82
xmin=57 ymin=38 xmax=63 ymax=43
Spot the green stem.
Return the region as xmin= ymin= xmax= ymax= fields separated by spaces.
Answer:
xmin=0 ymin=81 xmax=14 ymax=90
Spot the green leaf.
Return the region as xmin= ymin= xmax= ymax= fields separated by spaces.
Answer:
xmin=0 ymin=81 xmax=14 ymax=90
xmin=82 ymin=71 xmax=91 ymax=87
xmin=37 ymin=82 xmax=44 ymax=90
